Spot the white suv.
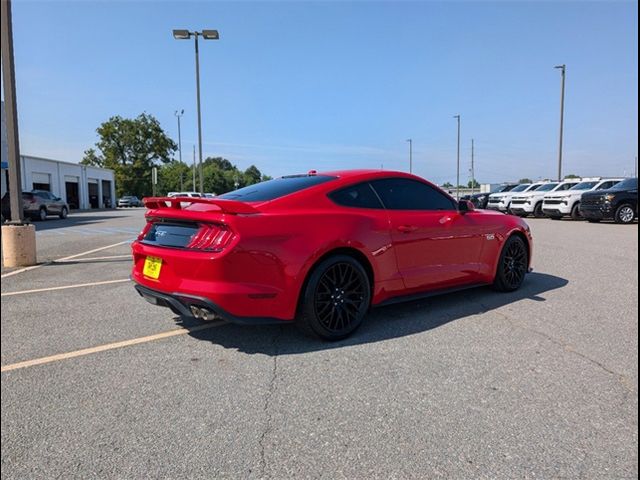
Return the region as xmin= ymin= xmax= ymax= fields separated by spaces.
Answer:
xmin=487 ymin=183 xmax=544 ymax=214
xmin=509 ymin=179 xmax=581 ymax=218
xmin=542 ymin=178 xmax=623 ymax=220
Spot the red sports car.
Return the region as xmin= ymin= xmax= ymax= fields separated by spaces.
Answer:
xmin=132 ymin=170 xmax=532 ymax=340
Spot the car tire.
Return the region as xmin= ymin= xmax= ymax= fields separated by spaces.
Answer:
xmin=493 ymin=235 xmax=528 ymax=292
xmin=59 ymin=207 xmax=68 ymax=219
xmin=587 ymin=219 xmax=601 ymax=223
xmin=570 ymin=203 xmax=582 ymax=220
xmin=296 ymin=255 xmax=371 ymax=341
xmin=614 ymin=204 xmax=636 ymax=224
xmin=38 ymin=207 xmax=47 ymax=221
xmin=533 ymin=202 xmax=545 ymax=218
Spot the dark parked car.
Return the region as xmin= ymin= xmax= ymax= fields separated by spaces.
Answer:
xmin=580 ymin=178 xmax=638 ymax=224
xmin=462 ymin=184 xmax=518 ymax=209
xmin=1 ymin=190 xmax=69 ymax=221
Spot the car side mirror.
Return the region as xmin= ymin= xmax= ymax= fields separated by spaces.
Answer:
xmin=458 ymin=200 xmax=475 ymax=214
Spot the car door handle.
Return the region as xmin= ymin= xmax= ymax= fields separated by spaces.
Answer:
xmin=397 ymin=225 xmax=418 ymax=233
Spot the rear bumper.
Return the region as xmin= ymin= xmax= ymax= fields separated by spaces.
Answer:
xmin=133 ymin=282 xmax=283 ymax=325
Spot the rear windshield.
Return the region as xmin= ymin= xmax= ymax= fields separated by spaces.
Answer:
xmin=498 ymin=185 xmax=517 ymax=192
xmin=219 ymin=175 xmax=337 ymax=202
xmin=607 ymin=178 xmax=637 ymax=191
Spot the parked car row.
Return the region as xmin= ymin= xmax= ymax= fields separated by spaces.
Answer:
xmin=473 ymin=177 xmax=638 ymax=224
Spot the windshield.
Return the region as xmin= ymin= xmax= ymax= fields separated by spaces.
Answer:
xmin=536 ymin=183 xmax=559 ymax=192
xmin=219 ymin=175 xmax=337 ymax=201
xmin=498 ymin=184 xmax=517 ymax=193
xmin=607 ymin=178 xmax=637 ymax=191
xmin=570 ymin=181 xmax=598 ymax=190
xmin=510 ymin=184 xmax=530 ymax=192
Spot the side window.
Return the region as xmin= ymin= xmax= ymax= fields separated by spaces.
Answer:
xmin=597 ymin=181 xmax=616 ymax=190
xmin=558 ymin=183 xmax=572 ymax=191
xmin=36 ymin=192 xmax=48 ymax=200
xmin=329 ymin=182 xmax=384 ymax=209
xmin=370 ymin=178 xmax=456 ymax=211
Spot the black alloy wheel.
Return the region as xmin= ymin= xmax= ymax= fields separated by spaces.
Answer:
xmin=297 ymin=255 xmax=371 ymax=341
xmin=59 ymin=207 xmax=68 ymax=219
xmin=493 ymin=236 xmax=528 ymax=292
xmin=38 ymin=207 xmax=47 ymax=221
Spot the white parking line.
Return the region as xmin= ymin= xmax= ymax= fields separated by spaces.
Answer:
xmin=54 ymin=254 xmax=132 ymax=263
xmin=0 ymin=322 xmax=225 ymax=373
xmin=1 ymin=240 xmax=132 ymax=279
xmin=1 ymin=279 xmax=130 ymax=297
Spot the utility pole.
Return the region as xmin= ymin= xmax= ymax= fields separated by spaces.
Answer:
xmin=1 ymin=0 xmax=36 ymax=267
xmin=192 ymin=145 xmax=197 ymax=190
xmin=471 ymin=139 xmax=475 ymax=195
xmin=406 ymin=139 xmax=413 ymax=173
xmin=555 ymin=64 xmax=566 ymax=181
xmin=454 ymin=115 xmax=461 ymax=199
xmin=175 ymin=109 xmax=184 ymax=163
xmin=1 ymin=0 xmax=23 ymax=224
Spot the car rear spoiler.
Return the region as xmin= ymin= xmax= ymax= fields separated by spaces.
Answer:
xmin=142 ymin=196 xmax=259 ymax=214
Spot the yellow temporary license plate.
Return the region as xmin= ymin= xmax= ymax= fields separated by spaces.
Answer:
xmin=143 ymin=256 xmax=163 ymax=279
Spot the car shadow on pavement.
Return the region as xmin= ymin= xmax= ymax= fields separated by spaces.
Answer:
xmin=32 ymin=213 xmax=126 ymax=231
xmin=176 ymin=272 xmax=568 ymax=356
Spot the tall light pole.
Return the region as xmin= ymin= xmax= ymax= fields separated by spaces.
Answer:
xmin=455 ymin=116 xmax=461 ymax=199
xmin=406 ymin=139 xmax=413 ymax=173
xmin=174 ymin=109 xmax=184 ymax=163
xmin=555 ymin=64 xmax=566 ymax=182
xmin=173 ymin=29 xmax=220 ymax=194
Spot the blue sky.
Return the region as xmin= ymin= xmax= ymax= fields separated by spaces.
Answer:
xmin=5 ymin=0 xmax=639 ymax=184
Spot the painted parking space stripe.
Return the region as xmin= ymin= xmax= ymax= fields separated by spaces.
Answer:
xmin=54 ymin=254 xmax=132 ymax=263
xmin=0 ymin=322 xmax=225 ymax=373
xmin=1 ymin=240 xmax=131 ymax=279
xmin=1 ymin=279 xmax=130 ymax=297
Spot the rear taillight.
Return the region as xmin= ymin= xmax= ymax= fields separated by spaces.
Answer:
xmin=186 ymin=223 xmax=234 ymax=251
xmin=137 ymin=222 xmax=153 ymax=241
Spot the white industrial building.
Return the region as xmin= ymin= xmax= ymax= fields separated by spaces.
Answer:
xmin=1 ymin=101 xmax=115 ymax=210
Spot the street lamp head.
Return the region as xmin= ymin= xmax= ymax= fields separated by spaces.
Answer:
xmin=554 ymin=64 xmax=566 ymax=70
xmin=201 ymin=29 xmax=220 ymax=40
xmin=172 ymin=29 xmax=191 ymax=40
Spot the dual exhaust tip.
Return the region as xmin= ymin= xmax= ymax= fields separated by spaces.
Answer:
xmin=190 ymin=305 xmax=218 ymax=321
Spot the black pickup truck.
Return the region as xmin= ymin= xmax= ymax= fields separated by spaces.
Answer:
xmin=580 ymin=178 xmax=638 ymax=224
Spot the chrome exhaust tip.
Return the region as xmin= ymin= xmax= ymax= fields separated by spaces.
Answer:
xmin=190 ymin=305 xmax=217 ymax=321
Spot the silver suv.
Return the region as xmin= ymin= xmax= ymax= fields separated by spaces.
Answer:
xmin=24 ymin=190 xmax=69 ymax=221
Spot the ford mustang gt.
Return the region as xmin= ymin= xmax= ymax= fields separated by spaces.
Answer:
xmin=132 ymin=170 xmax=532 ymax=340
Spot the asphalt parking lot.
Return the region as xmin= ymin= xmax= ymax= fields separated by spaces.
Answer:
xmin=1 ymin=209 xmax=637 ymax=479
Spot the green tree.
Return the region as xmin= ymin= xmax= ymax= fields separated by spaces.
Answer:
xmin=244 ymin=165 xmax=262 ymax=185
xmin=518 ymin=178 xmax=533 ymax=184
xmin=564 ymin=174 xmax=580 ymax=179
xmin=467 ymin=179 xmax=480 ymax=189
xmin=442 ymin=182 xmax=454 ymax=188
xmin=157 ymin=161 xmax=193 ymax=194
xmin=81 ymin=113 xmax=176 ymax=197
